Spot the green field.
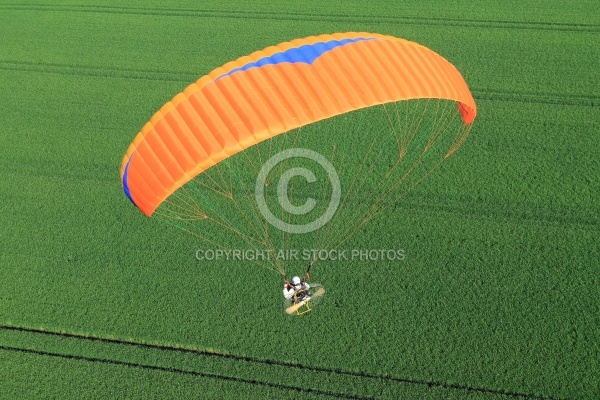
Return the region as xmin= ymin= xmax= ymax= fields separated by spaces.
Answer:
xmin=1 ymin=1 xmax=599 ymax=399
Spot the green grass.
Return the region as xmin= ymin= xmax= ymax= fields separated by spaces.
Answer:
xmin=1 ymin=1 xmax=599 ymax=399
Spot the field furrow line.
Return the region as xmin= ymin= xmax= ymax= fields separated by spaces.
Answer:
xmin=0 ymin=325 xmax=566 ymax=400
xmin=1 ymin=4 xmax=598 ymax=32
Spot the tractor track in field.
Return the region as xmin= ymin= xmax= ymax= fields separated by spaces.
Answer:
xmin=0 ymin=60 xmax=193 ymax=83
xmin=0 ymin=325 xmax=567 ymax=400
xmin=0 ymin=345 xmax=373 ymax=400
xmin=472 ymin=89 xmax=599 ymax=107
xmin=1 ymin=4 xmax=599 ymax=33
xmin=1 ymin=60 xmax=598 ymax=108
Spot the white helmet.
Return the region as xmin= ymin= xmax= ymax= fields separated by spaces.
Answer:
xmin=291 ymin=276 xmax=301 ymax=286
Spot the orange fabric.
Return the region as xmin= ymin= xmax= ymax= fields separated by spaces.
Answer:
xmin=121 ymin=32 xmax=477 ymax=216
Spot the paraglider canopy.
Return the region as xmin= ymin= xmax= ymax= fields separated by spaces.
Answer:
xmin=120 ymin=32 xmax=476 ymax=217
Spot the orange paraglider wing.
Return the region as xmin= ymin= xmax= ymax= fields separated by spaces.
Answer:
xmin=120 ymin=32 xmax=476 ymax=216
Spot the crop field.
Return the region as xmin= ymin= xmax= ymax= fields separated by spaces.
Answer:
xmin=1 ymin=1 xmax=599 ymax=399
